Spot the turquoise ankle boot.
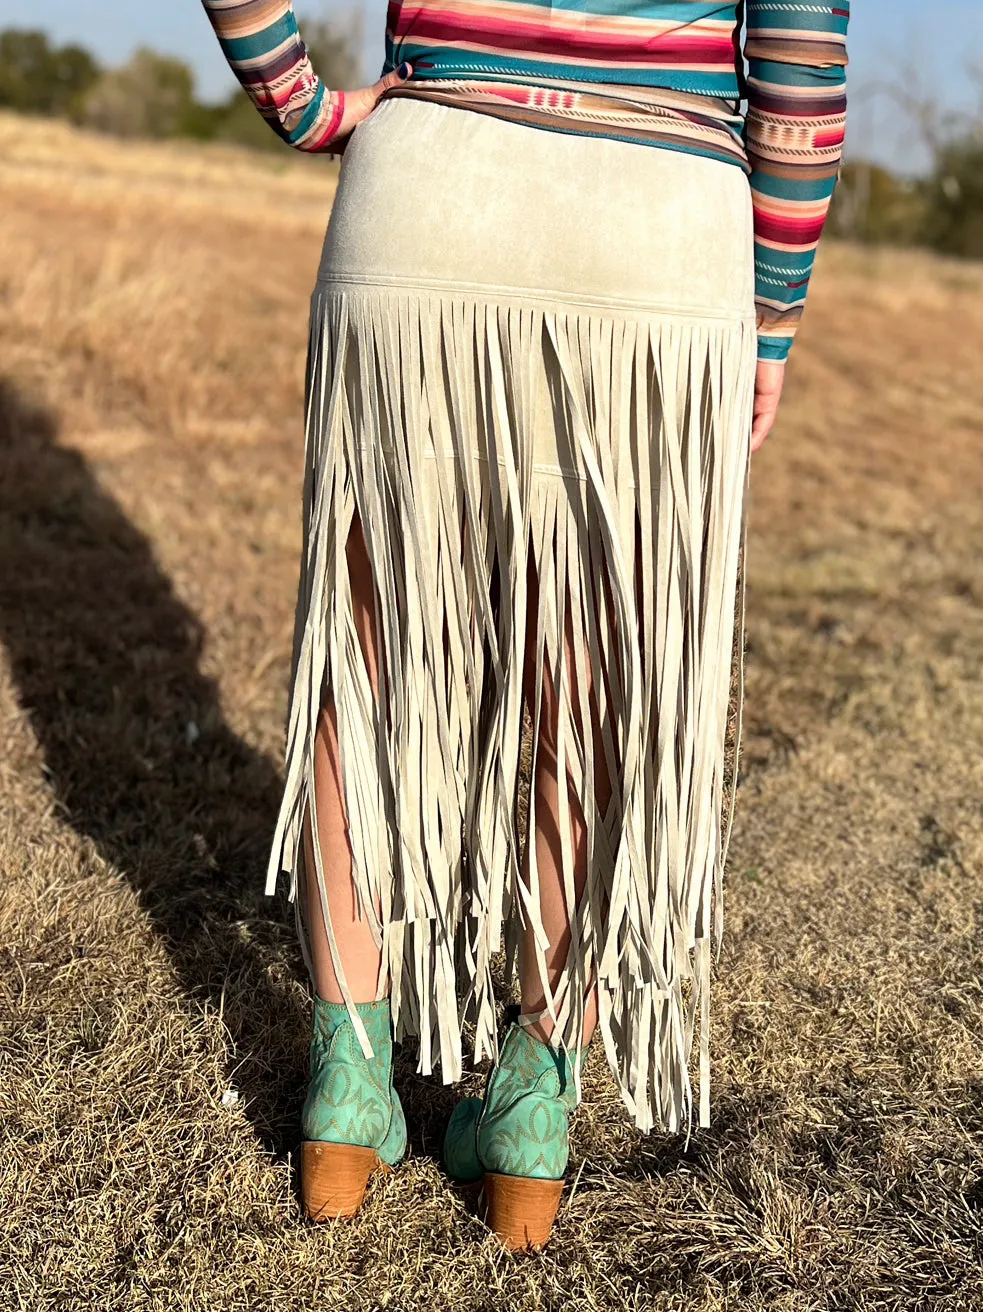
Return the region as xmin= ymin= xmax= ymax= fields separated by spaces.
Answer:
xmin=444 ymin=1016 xmax=589 ymax=1249
xmin=301 ymin=996 xmax=407 ymax=1220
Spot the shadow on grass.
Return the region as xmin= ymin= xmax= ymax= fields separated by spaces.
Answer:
xmin=606 ymin=1084 xmax=790 ymax=1182
xmin=0 ymin=377 xmax=309 ymax=1158
xmin=0 ymin=375 xmax=650 ymax=1180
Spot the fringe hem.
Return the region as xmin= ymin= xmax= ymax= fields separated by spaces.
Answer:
xmin=267 ymin=281 xmax=756 ymax=1135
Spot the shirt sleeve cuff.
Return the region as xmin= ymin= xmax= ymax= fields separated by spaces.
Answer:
xmin=756 ymin=334 xmax=793 ymax=365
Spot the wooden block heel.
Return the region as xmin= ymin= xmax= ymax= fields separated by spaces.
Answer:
xmin=483 ymin=1172 xmax=565 ymax=1250
xmin=301 ymin=1141 xmax=387 ymax=1220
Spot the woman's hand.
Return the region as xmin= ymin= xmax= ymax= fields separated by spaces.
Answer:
xmin=330 ymin=61 xmax=413 ymax=153
xmin=751 ymin=360 xmax=785 ymax=453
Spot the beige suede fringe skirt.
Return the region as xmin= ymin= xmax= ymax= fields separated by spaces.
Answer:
xmin=267 ymin=97 xmax=757 ymax=1136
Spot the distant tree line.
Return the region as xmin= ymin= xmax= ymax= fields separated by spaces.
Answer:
xmin=830 ymin=147 xmax=983 ymax=260
xmin=0 ymin=19 xmax=362 ymax=154
xmin=829 ymin=67 xmax=983 ymax=259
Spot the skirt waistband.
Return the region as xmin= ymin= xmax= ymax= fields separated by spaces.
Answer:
xmin=318 ymin=98 xmax=756 ymax=319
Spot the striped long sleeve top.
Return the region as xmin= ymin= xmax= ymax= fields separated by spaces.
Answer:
xmin=201 ymin=0 xmax=849 ymax=361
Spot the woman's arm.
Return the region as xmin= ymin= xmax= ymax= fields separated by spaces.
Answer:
xmin=200 ymin=0 xmax=345 ymax=150
xmin=745 ymin=1 xmax=850 ymax=364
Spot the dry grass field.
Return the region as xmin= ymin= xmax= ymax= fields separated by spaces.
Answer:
xmin=2 ymin=110 xmax=983 ymax=1311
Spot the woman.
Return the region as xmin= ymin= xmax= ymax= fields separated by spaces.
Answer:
xmin=202 ymin=0 xmax=849 ymax=1250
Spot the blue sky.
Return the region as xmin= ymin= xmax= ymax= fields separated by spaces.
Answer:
xmin=2 ymin=0 xmax=981 ymax=171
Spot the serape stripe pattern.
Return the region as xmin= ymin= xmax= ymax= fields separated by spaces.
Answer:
xmin=200 ymin=0 xmax=345 ymax=150
xmin=744 ymin=3 xmax=849 ymax=359
xmin=200 ymin=0 xmax=849 ymax=356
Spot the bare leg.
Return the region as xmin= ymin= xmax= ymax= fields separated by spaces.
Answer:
xmin=300 ymin=512 xmax=385 ymax=1004
xmin=519 ymin=554 xmax=613 ymax=1049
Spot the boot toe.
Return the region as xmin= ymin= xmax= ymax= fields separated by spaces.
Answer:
xmin=443 ymin=1096 xmax=485 ymax=1183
